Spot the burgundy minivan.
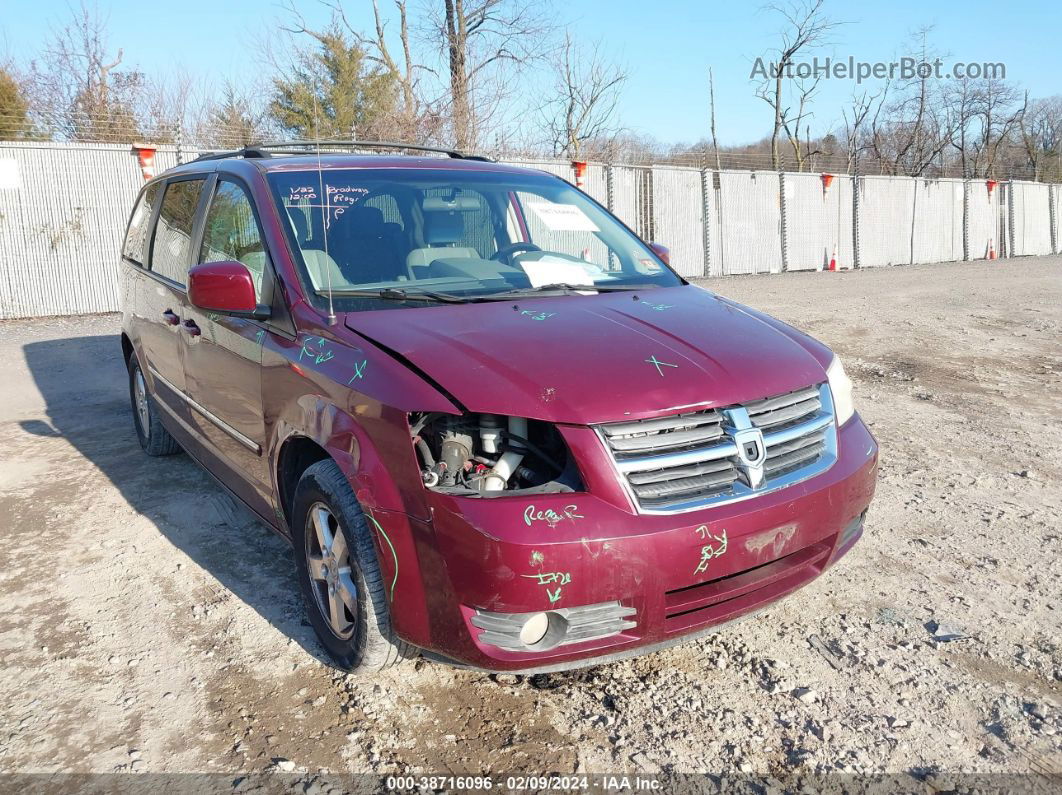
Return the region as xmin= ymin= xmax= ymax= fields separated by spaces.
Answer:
xmin=119 ymin=142 xmax=877 ymax=673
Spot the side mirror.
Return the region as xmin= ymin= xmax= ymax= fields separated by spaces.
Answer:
xmin=648 ymin=242 xmax=670 ymax=266
xmin=188 ymin=261 xmax=270 ymax=320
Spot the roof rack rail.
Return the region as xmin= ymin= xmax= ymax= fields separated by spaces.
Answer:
xmin=192 ymin=140 xmax=493 ymax=163
xmin=192 ymin=147 xmax=272 ymax=163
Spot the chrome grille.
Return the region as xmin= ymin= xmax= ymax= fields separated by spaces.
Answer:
xmin=597 ymin=384 xmax=837 ymax=513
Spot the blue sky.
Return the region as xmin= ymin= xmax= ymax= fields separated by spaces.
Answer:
xmin=2 ymin=0 xmax=1059 ymax=146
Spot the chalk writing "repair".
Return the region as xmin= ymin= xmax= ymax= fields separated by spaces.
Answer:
xmin=523 ymin=504 xmax=583 ymax=528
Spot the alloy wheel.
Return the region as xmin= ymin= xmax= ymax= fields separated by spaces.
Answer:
xmin=305 ymin=502 xmax=358 ymax=639
xmin=134 ymin=367 xmax=151 ymax=437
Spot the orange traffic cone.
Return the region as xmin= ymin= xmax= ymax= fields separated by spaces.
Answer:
xmin=828 ymin=248 xmax=838 ymax=271
xmin=988 ymin=238 xmax=996 ymax=260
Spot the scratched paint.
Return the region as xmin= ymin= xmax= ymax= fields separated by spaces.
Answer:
xmin=645 ymin=354 xmax=679 ymax=377
xmin=523 ymin=504 xmax=583 ymax=529
xmin=744 ymin=523 xmax=798 ymax=558
xmin=694 ymin=526 xmax=728 ymax=575
xmin=522 ymin=570 xmax=571 ymax=604
xmin=366 ymin=511 xmax=399 ymax=603
xmin=530 ymin=550 xmax=545 ymax=566
xmin=254 ymin=329 xmax=265 ymax=346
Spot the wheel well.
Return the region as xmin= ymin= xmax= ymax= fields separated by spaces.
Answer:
xmin=121 ymin=333 xmax=133 ymax=364
xmin=276 ymin=436 xmax=331 ymax=529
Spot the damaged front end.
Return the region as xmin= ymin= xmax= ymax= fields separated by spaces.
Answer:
xmin=409 ymin=412 xmax=583 ymax=496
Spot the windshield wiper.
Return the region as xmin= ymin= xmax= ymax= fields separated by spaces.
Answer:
xmin=476 ymin=282 xmax=660 ymax=300
xmin=321 ymin=287 xmax=472 ymax=303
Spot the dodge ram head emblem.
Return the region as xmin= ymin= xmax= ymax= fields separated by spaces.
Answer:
xmin=722 ymin=407 xmax=767 ymax=489
xmin=733 ymin=427 xmax=766 ymax=488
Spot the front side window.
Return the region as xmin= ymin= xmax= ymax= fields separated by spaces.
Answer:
xmin=150 ymin=179 xmax=204 ymax=286
xmin=267 ymin=168 xmax=681 ymax=311
xmin=200 ymin=181 xmax=268 ymax=303
xmin=123 ymin=182 xmax=161 ymax=266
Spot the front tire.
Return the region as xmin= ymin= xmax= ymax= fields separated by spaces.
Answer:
xmin=128 ymin=353 xmax=181 ymax=457
xmin=292 ymin=459 xmax=412 ymax=672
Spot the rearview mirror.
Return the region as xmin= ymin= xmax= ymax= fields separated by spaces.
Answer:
xmin=188 ymin=261 xmax=270 ymax=320
xmin=648 ymin=242 xmax=670 ymax=266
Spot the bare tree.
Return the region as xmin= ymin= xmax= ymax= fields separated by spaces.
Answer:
xmin=1017 ymin=95 xmax=1062 ymax=181
xmin=708 ymin=66 xmax=721 ymax=171
xmin=433 ymin=0 xmax=554 ymax=150
xmin=538 ymin=32 xmax=626 ymax=158
xmin=754 ymin=0 xmax=841 ymax=169
xmin=840 ymin=87 xmax=883 ymax=173
xmin=779 ymin=75 xmax=822 ymax=170
xmin=867 ymin=28 xmax=956 ymax=176
xmin=945 ymin=77 xmax=980 ymax=177
xmin=27 ymin=2 xmax=142 ymax=141
xmin=973 ymin=78 xmax=1025 ymax=178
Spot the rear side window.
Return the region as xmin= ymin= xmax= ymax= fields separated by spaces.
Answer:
xmin=123 ymin=183 xmax=161 ymax=266
xmin=150 ymin=179 xmax=204 ymax=286
xmin=200 ymin=181 xmax=268 ymax=302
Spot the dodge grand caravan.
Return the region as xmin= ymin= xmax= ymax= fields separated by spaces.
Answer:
xmin=119 ymin=141 xmax=878 ymax=673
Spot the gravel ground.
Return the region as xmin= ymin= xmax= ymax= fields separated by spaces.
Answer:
xmin=0 ymin=256 xmax=1060 ymax=791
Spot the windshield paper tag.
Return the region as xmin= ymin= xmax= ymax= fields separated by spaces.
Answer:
xmin=527 ymin=202 xmax=599 ymax=232
xmin=521 ymin=257 xmax=596 ymax=288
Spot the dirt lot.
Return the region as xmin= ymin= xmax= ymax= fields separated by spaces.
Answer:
xmin=1 ymin=257 xmax=1060 ymax=790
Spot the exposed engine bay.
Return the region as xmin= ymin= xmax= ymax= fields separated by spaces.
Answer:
xmin=410 ymin=413 xmax=582 ymax=495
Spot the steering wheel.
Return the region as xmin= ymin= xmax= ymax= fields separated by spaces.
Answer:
xmin=491 ymin=242 xmax=541 ymax=264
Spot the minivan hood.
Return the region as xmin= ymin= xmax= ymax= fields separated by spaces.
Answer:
xmin=345 ymin=286 xmax=828 ymax=424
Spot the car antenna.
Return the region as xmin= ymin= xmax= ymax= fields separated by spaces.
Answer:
xmin=312 ymin=86 xmax=337 ymax=326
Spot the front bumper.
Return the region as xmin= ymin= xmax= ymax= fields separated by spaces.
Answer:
xmin=400 ymin=414 xmax=878 ymax=671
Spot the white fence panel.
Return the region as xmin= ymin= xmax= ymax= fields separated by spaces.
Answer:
xmin=718 ymin=171 xmax=782 ymax=275
xmin=500 ymin=159 xmax=572 ymax=182
xmin=583 ymin=164 xmax=608 ymax=207
xmin=966 ymin=180 xmax=1000 ymax=259
xmin=651 ymin=166 xmax=704 ymax=278
xmin=857 ymin=176 xmax=915 ymax=267
xmin=705 ymin=177 xmax=721 ymax=277
xmin=1049 ymin=182 xmax=1057 ymax=251
xmin=783 ymin=173 xmax=853 ymax=271
xmin=1010 ymin=181 xmax=1053 ymax=256
xmin=911 ymin=178 xmax=964 ymax=264
xmin=610 ymin=166 xmax=640 ymax=232
xmin=0 ymin=142 xmax=152 ymax=319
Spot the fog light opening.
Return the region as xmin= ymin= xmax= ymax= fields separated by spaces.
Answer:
xmin=519 ymin=612 xmax=550 ymax=646
xmin=518 ymin=611 xmax=570 ymax=650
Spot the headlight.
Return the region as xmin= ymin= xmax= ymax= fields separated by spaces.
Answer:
xmin=827 ymin=356 xmax=855 ymax=426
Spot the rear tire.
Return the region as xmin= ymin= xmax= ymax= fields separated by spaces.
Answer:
xmin=292 ymin=459 xmax=413 ymax=672
xmin=128 ymin=353 xmax=181 ymax=457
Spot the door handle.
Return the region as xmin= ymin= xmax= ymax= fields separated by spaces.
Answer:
xmin=181 ymin=320 xmax=201 ymax=337
xmin=162 ymin=310 xmax=180 ymax=326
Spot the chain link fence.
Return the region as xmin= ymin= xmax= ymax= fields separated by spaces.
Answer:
xmin=0 ymin=141 xmax=1057 ymax=319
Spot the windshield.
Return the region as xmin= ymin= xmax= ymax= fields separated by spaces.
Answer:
xmin=267 ymin=167 xmax=683 ymax=309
